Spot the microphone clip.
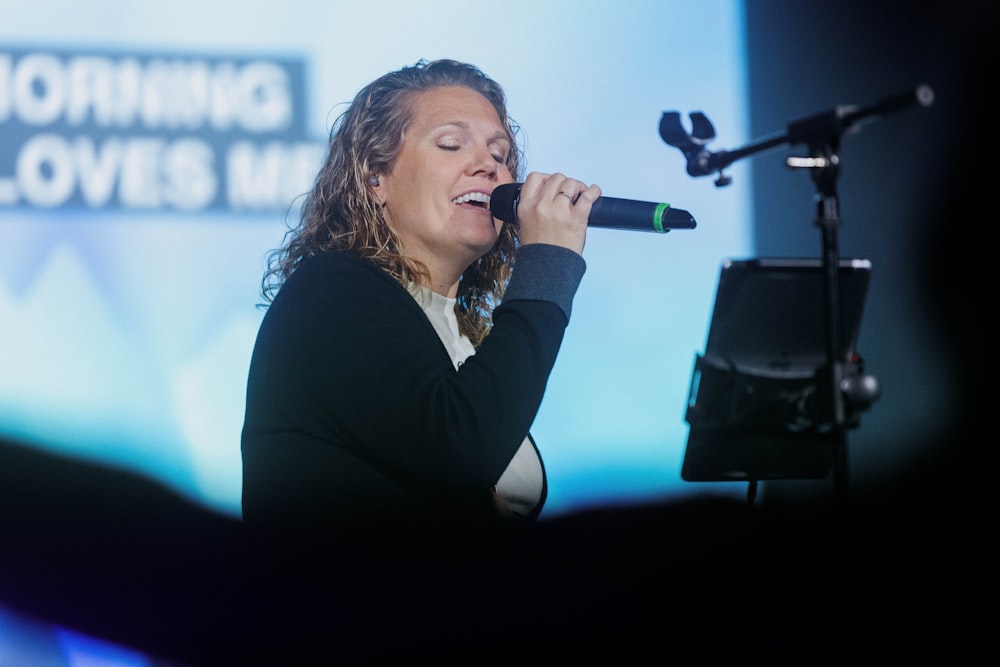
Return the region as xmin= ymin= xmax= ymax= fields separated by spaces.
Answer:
xmin=659 ymin=111 xmax=732 ymax=187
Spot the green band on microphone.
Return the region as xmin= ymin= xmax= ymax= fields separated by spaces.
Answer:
xmin=653 ymin=203 xmax=669 ymax=233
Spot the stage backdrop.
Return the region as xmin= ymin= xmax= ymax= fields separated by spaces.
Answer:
xmin=0 ymin=0 xmax=752 ymax=523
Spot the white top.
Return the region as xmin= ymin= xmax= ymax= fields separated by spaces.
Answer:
xmin=413 ymin=286 xmax=544 ymax=517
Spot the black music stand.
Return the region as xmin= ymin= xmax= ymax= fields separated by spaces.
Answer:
xmin=680 ymin=258 xmax=879 ymax=502
xmin=662 ymin=85 xmax=929 ymax=507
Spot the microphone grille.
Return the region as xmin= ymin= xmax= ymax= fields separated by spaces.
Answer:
xmin=489 ymin=183 xmax=522 ymax=224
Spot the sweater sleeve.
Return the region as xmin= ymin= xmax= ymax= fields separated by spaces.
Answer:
xmin=502 ymin=243 xmax=587 ymax=322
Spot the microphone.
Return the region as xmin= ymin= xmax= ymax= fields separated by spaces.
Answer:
xmin=489 ymin=182 xmax=696 ymax=233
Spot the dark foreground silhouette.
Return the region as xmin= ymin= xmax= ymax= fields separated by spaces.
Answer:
xmin=0 ymin=432 xmax=979 ymax=665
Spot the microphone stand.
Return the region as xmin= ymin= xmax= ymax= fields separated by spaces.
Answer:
xmin=662 ymin=85 xmax=933 ymax=510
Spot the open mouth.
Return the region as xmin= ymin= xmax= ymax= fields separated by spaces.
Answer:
xmin=452 ymin=192 xmax=490 ymax=210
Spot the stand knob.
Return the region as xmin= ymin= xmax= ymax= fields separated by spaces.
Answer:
xmin=841 ymin=374 xmax=881 ymax=410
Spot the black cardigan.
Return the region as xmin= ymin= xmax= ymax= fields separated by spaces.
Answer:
xmin=241 ymin=243 xmax=585 ymax=536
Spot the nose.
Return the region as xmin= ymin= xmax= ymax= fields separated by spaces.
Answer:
xmin=469 ymin=144 xmax=499 ymax=179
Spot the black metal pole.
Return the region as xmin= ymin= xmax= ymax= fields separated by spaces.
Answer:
xmin=812 ymin=170 xmax=850 ymax=511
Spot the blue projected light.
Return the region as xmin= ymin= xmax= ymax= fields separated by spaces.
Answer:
xmin=0 ymin=3 xmax=751 ymax=521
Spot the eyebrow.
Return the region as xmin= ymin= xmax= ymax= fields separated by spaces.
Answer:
xmin=431 ymin=120 xmax=511 ymax=145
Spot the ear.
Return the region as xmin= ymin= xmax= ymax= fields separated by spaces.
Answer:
xmin=369 ymin=174 xmax=385 ymax=206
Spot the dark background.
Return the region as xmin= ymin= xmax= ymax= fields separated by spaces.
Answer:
xmin=746 ymin=0 xmax=991 ymax=511
xmin=0 ymin=2 xmax=993 ymax=663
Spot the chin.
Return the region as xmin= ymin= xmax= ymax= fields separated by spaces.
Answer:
xmin=460 ymin=239 xmax=496 ymax=268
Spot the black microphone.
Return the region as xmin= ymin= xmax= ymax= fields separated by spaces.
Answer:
xmin=489 ymin=182 xmax=696 ymax=233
